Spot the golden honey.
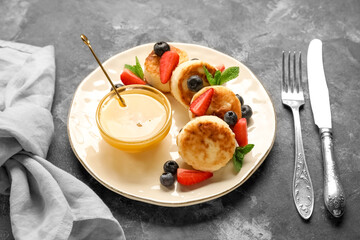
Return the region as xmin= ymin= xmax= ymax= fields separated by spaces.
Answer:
xmin=96 ymin=85 xmax=172 ymax=152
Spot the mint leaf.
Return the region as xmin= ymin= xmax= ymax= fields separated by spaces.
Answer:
xmin=233 ymin=154 xmax=243 ymax=172
xmin=203 ymin=65 xmax=239 ymax=85
xmin=214 ymin=70 xmax=222 ymax=85
xmin=135 ymin=56 xmax=144 ymax=79
xmin=220 ymin=66 xmax=239 ymax=85
xmin=124 ymin=64 xmax=136 ymax=73
xmin=238 ymin=144 xmax=254 ymax=154
xmin=124 ymin=56 xmax=144 ymax=79
xmin=203 ymin=66 xmax=216 ymax=85
xmin=232 ymin=144 xmax=255 ymax=172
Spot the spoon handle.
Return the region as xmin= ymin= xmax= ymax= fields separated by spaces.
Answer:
xmin=80 ymin=34 xmax=126 ymax=107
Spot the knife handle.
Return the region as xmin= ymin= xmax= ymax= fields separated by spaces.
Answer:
xmin=320 ymin=128 xmax=345 ymax=217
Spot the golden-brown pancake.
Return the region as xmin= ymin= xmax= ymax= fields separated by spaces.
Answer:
xmin=189 ymin=85 xmax=242 ymax=121
xmin=170 ymin=60 xmax=217 ymax=108
xmin=144 ymin=46 xmax=188 ymax=92
xmin=177 ymin=115 xmax=236 ymax=172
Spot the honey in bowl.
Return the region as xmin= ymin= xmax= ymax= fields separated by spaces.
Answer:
xmin=96 ymin=85 xmax=172 ymax=152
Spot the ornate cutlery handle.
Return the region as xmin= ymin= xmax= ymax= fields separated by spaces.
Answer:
xmin=292 ymin=108 xmax=314 ymax=219
xmin=320 ymin=128 xmax=345 ymax=217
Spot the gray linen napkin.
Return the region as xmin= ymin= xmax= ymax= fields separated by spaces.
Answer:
xmin=0 ymin=40 xmax=125 ymax=240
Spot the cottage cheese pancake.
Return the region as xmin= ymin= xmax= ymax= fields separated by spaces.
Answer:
xmin=189 ymin=85 xmax=242 ymax=120
xmin=144 ymin=46 xmax=188 ymax=92
xmin=170 ymin=60 xmax=217 ymax=108
xmin=177 ymin=116 xmax=236 ymax=172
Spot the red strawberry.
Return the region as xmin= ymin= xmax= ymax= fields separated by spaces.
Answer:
xmin=177 ymin=168 xmax=213 ymax=186
xmin=160 ymin=51 xmax=179 ymax=84
xmin=216 ymin=64 xmax=225 ymax=72
xmin=233 ymin=118 xmax=248 ymax=147
xmin=120 ymin=69 xmax=146 ymax=85
xmin=190 ymin=88 xmax=214 ymax=116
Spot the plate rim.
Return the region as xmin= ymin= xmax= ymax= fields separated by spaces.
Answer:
xmin=67 ymin=42 xmax=277 ymax=207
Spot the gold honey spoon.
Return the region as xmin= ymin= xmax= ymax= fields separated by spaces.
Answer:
xmin=81 ymin=34 xmax=126 ymax=107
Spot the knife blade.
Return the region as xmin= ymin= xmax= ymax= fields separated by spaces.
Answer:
xmin=307 ymin=39 xmax=345 ymax=217
xmin=307 ymin=40 xmax=332 ymax=129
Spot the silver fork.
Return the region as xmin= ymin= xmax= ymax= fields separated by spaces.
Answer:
xmin=282 ymin=51 xmax=314 ymax=220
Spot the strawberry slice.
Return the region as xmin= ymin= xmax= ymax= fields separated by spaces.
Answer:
xmin=190 ymin=88 xmax=214 ymax=116
xmin=177 ymin=168 xmax=213 ymax=186
xmin=160 ymin=50 xmax=179 ymax=84
xmin=216 ymin=64 xmax=225 ymax=72
xmin=233 ymin=118 xmax=248 ymax=147
xmin=120 ymin=69 xmax=146 ymax=85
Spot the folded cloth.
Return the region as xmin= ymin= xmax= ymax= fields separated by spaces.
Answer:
xmin=0 ymin=40 xmax=125 ymax=240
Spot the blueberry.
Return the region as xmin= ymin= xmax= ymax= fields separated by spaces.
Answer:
xmin=110 ymin=83 xmax=124 ymax=92
xmin=236 ymin=94 xmax=244 ymax=106
xmin=154 ymin=41 xmax=170 ymax=57
xmin=163 ymin=160 xmax=179 ymax=175
xmin=160 ymin=172 xmax=175 ymax=187
xmin=224 ymin=111 xmax=238 ymax=126
xmin=187 ymin=75 xmax=203 ymax=92
xmin=241 ymin=105 xmax=253 ymax=122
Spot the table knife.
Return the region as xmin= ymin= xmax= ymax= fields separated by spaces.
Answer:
xmin=307 ymin=39 xmax=345 ymax=217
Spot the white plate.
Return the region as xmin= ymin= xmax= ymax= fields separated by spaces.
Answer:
xmin=67 ymin=43 xmax=276 ymax=207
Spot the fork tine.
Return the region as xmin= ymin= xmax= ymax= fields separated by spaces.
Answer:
xmin=298 ymin=52 xmax=303 ymax=92
xmin=288 ymin=51 xmax=293 ymax=92
xmin=293 ymin=51 xmax=298 ymax=93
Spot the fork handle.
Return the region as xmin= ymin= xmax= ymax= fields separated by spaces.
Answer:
xmin=291 ymin=107 xmax=314 ymax=219
xmin=320 ymin=128 xmax=345 ymax=217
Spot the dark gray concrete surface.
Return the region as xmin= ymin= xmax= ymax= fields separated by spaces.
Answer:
xmin=1 ymin=0 xmax=360 ymax=239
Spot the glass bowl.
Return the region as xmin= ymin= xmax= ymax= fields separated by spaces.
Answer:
xmin=96 ymin=84 xmax=172 ymax=152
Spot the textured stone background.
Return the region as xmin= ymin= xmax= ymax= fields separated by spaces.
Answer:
xmin=1 ymin=0 xmax=360 ymax=239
